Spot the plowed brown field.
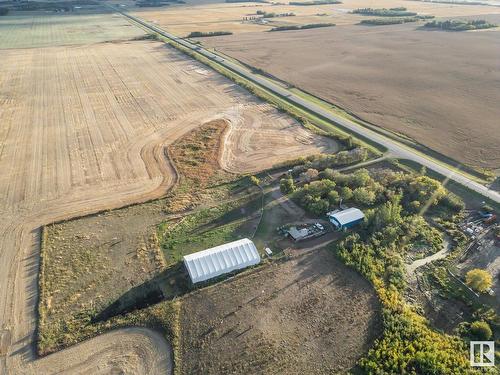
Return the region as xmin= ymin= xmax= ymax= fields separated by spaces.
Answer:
xmin=201 ymin=21 xmax=500 ymax=169
xmin=0 ymin=35 xmax=336 ymax=374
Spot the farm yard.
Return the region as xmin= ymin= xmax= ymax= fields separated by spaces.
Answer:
xmin=0 ymin=9 xmax=338 ymax=374
xmin=0 ymin=0 xmax=499 ymax=373
xmin=180 ymin=249 xmax=381 ymax=375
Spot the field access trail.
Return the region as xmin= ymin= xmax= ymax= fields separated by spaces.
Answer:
xmin=120 ymin=10 xmax=500 ymax=205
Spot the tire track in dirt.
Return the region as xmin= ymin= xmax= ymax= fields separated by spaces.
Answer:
xmin=0 ymin=123 xmax=180 ymax=375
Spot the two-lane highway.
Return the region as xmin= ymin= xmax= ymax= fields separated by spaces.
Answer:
xmin=119 ymin=10 xmax=500 ymax=204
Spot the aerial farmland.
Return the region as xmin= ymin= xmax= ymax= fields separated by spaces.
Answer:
xmin=0 ymin=0 xmax=499 ymax=374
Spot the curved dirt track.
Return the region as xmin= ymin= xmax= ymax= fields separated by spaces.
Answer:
xmin=0 ymin=37 xmax=339 ymax=374
xmin=29 ymin=328 xmax=172 ymax=375
xmin=218 ymin=104 xmax=338 ymax=173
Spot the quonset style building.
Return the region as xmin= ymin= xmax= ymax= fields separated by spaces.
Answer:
xmin=183 ymin=238 xmax=260 ymax=284
xmin=328 ymin=207 xmax=365 ymax=231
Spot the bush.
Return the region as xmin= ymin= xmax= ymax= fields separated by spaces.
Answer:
xmin=352 ymin=187 xmax=376 ymax=205
xmin=280 ymin=178 xmax=295 ymax=194
xmin=470 ymin=321 xmax=492 ymax=340
xmin=466 ymin=269 xmax=492 ymax=293
xmin=249 ymin=176 xmax=259 ymax=186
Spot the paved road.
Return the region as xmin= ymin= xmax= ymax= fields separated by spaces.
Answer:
xmin=120 ymin=11 xmax=500 ymax=204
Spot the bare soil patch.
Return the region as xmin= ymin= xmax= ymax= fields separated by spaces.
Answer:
xmin=220 ymin=104 xmax=338 ymax=173
xmin=202 ymin=22 xmax=500 ymax=169
xmin=179 ymin=249 xmax=382 ymax=375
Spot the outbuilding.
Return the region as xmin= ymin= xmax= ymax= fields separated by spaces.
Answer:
xmin=328 ymin=207 xmax=364 ymax=231
xmin=183 ymin=238 xmax=260 ymax=284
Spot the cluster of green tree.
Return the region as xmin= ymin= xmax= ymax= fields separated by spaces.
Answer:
xmin=353 ymin=7 xmax=418 ymax=17
xmin=424 ymin=19 xmax=497 ymax=30
xmin=360 ymin=15 xmax=434 ymax=25
xmin=283 ymin=148 xmax=368 ymax=173
xmin=289 ymin=0 xmax=341 ymax=5
xmin=333 ymin=190 xmax=472 ymax=372
xmin=256 ymin=10 xmax=295 ymax=17
xmin=282 ymin=166 xmax=450 ymax=216
xmin=187 ymin=31 xmax=233 ymax=38
xmin=0 ymin=7 xmax=9 ymax=15
xmin=269 ymin=23 xmax=335 ymax=31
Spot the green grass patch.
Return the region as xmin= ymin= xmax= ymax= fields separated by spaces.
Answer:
xmin=158 ymin=195 xmax=262 ymax=263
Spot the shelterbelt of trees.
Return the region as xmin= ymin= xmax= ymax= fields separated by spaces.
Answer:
xmin=425 ymin=19 xmax=497 ymax=31
xmin=279 ymin=156 xmax=488 ymax=373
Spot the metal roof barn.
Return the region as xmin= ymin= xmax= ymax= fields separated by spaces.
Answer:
xmin=328 ymin=207 xmax=365 ymax=230
xmin=183 ymin=238 xmax=260 ymax=284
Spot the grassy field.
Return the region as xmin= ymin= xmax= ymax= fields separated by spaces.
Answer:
xmin=0 ymin=14 xmax=145 ymax=48
xmin=158 ymin=195 xmax=262 ymax=263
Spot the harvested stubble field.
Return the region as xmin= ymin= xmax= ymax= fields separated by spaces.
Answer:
xmin=202 ymin=20 xmax=500 ymax=169
xmin=0 ymin=19 xmax=337 ymax=373
xmin=131 ymin=0 xmax=500 ymax=36
xmin=180 ymin=249 xmax=382 ymax=375
xmin=0 ymin=13 xmax=145 ymax=49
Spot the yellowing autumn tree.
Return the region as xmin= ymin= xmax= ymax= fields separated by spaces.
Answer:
xmin=466 ymin=269 xmax=492 ymax=293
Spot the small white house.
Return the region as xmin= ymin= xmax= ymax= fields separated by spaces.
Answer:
xmin=183 ymin=238 xmax=260 ymax=284
xmin=328 ymin=207 xmax=365 ymax=230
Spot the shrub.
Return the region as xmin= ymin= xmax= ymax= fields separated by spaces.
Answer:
xmin=249 ymin=176 xmax=260 ymax=186
xmin=280 ymin=178 xmax=295 ymax=194
xmin=470 ymin=321 xmax=492 ymax=340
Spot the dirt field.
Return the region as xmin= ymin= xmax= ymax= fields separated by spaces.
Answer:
xmin=202 ymin=21 xmax=500 ymax=169
xmin=220 ymin=103 xmax=338 ymax=173
xmin=180 ymin=249 xmax=382 ymax=374
xmin=0 ymin=14 xmax=145 ymax=49
xmin=0 ymin=11 xmax=337 ymax=371
xmin=132 ymin=0 xmax=500 ymax=36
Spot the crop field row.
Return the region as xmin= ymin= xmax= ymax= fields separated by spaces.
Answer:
xmin=0 ymin=14 xmax=145 ymax=49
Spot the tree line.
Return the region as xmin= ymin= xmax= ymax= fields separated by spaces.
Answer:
xmin=425 ymin=19 xmax=497 ymax=31
xmin=270 ymin=23 xmax=335 ymax=32
xmin=353 ymin=7 xmax=418 ymax=17
xmin=187 ymin=31 xmax=233 ymax=38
